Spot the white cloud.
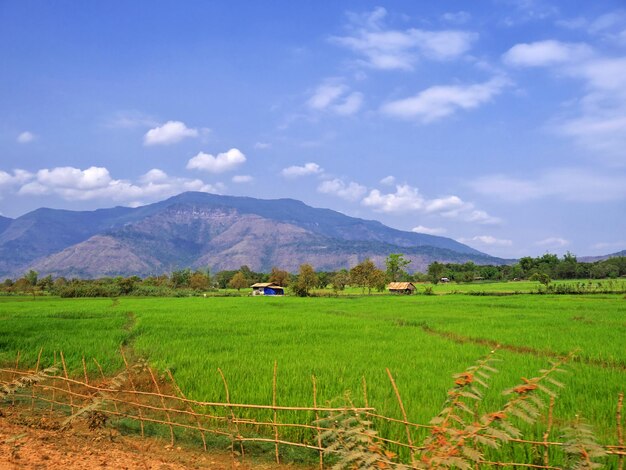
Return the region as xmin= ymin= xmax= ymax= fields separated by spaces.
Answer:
xmin=307 ymin=82 xmax=363 ymax=116
xmin=281 ymin=162 xmax=323 ymax=178
xmin=458 ymin=235 xmax=513 ymax=247
xmin=381 ymin=77 xmax=509 ymax=123
xmin=331 ymin=7 xmax=477 ymax=70
xmin=36 ymin=166 xmax=112 ymax=190
xmin=380 ymin=175 xmax=395 ymax=185
xmin=503 ymin=40 xmax=592 ymax=67
xmin=333 ymin=92 xmax=364 ymax=116
xmin=106 ymin=111 xmax=159 ymax=129
xmin=308 ymin=83 xmax=348 ymax=110
xmin=15 ymin=166 xmax=219 ymax=202
xmin=186 ymin=148 xmax=246 ymax=173
xmin=591 ymin=241 xmax=625 ymax=251
xmin=503 ymin=39 xmax=626 ymax=163
xmin=556 ymin=57 xmax=626 ymax=163
xmin=362 ymin=184 xmax=425 ymax=212
xmin=0 ymin=169 xmax=33 ymax=188
xmin=317 ymin=178 xmax=367 ymax=202
xmin=558 ymin=10 xmax=626 ymax=45
xmin=139 ymin=168 xmax=169 ymax=183
xmin=470 ymin=169 xmax=626 ymax=202
xmin=441 ymin=11 xmax=471 ymax=24
xmin=361 ymin=184 xmax=499 ymax=223
xmin=412 ymin=225 xmax=446 ymax=235
xmin=17 ymin=131 xmax=36 ymax=143
xmin=254 ymin=142 xmax=271 ymax=149
xmin=232 ymin=175 xmax=253 ymax=183
xmin=143 ymin=121 xmax=199 ymax=146
xmin=535 ymin=237 xmax=569 ymax=248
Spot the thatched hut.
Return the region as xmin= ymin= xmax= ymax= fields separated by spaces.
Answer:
xmin=251 ymin=282 xmax=285 ymax=296
xmin=387 ymin=282 xmax=416 ymax=295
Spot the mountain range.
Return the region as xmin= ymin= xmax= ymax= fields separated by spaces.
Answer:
xmin=0 ymin=192 xmax=511 ymax=278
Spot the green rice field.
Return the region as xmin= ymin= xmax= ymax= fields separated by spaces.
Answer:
xmin=1 ymin=286 xmax=625 ymax=463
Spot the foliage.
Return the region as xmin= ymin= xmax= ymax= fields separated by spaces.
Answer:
xmin=268 ymin=267 xmax=290 ymax=287
xmin=385 ymin=253 xmax=411 ymax=282
xmin=428 ymin=255 xmax=626 ymax=283
xmin=427 ymin=262 xmax=445 ymax=284
xmin=292 ymin=264 xmax=318 ymax=297
xmin=529 ymin=272 xmax=551 ymax=286
xmin=350 ymin=259 xmax=386 ymax=294
xmin=331 ymin=270 xmax=350 ymax=292
xmin=228 ymin=272 xmax=248 ymax=291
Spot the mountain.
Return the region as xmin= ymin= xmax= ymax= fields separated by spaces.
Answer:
xmin=0 ymin=192 xmax=508 ymax=278
xmin=579 ymin=250 xmax=626 ymax=263
xmin=0 ymin=215 xmax=12 ymax=235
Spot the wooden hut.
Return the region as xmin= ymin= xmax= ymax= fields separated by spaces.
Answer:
xmin=387 ymin=282 xmax=416 ymax=295
xmin=251 ymin=282 xmax=285 ymax=296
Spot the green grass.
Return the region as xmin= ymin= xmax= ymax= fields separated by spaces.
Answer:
xmin=1 ymin=288 xmax=624 ymax=463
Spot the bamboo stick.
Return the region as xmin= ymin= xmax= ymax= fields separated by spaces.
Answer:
xmin=386 ymin=368 xmax=417 ymax=468
xmin=166 ymin=369 xmax=207 ymax=451
xmin=618 ymin=392 xmax=624 ymax=470
xmin=148 ymin=366 xmax=174 ymax=446
xmin=81 ymin=356 xmax=89 ymax=384
xmin=543 ymin=396 xmax=555 ymax=467
xmin=31 ymin=347 xmax=43 ymax=410
xmin=312 ymin=375 xmax=323 ymax=470
xmin=120 ymin=348 xmax=144 ymax=437
xmin=12 ymin=350 xmax=20 ymax=406
xmin=60 ymin=351 xmax=75 ymax=414
xmin=218 ymin=367 xmax=244 ymax=459
xmin=272 ymin=360 xmax=280 ymax=464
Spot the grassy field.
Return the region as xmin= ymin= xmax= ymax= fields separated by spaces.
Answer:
xmin=1 ymin=287 xmax=625 ymax=462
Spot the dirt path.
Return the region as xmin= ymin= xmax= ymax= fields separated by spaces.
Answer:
xmin=0 ymin=408 xmax=308 ymax=469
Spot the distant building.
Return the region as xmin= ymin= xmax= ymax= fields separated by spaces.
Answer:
xmin=387 ymin=282 xmax=416 ymax=294
xmin=251 ymin=282 xmax=285 ymax=296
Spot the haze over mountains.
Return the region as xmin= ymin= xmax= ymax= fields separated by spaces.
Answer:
xmin=0 ymin=192 xmax=512 ymax=278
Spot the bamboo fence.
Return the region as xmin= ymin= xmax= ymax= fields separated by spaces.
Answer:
xmin=1 ymin=350 xmax=624 ymax=469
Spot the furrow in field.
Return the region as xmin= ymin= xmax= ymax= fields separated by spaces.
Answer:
xmin=418 ymin=323 xmax=626 ymax=371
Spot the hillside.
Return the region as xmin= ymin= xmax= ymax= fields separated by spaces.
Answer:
xmin=579 ymin=249 xmax=626 ymax=263
xmin=0 ymin=192 xmax=507 ymax=278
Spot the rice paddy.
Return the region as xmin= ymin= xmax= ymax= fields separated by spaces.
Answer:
xmin=1 ymin=287 xmax=625 ymax=457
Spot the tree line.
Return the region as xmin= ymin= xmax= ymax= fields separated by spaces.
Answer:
xmin=1 ymin=253 xmax=624 ymax=297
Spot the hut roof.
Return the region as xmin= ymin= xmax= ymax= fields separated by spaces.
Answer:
xmin=387 ymin=282 xmax=416 ymax=290
xmin=250 ymin=282 xmax=283 ymax=288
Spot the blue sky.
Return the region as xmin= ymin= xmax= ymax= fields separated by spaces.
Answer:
xmin=1 ymin=0 xmax=625 ymax=258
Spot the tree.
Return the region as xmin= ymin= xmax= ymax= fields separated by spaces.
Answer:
xmin=427 ymin=262 xmax=445 ymax=284
xmin=190 ymin=271 xmax=211 ymax=290
xmin=331 ymin=270 xmax=350 ymax=292
xmin=529 ymin=272 xmax=551 ymax=286
xmin=385 ymin=253 xmax=411 ymax=282
xmin=228 ymin=271 xmax=248 ymax=291
xmin=37 ymin=275 xmax=54 ymax=291
xmin=268 ymin=267 xmax=290 ymax=287
xmin=350 ymin=259 xmax=385 ymax=294
xmin=316 ymin=272 xmax=331 ymax=289
xmin=25 ymin=269 xmax=38 ymax=287
xmin=293 ymin=264 xmax=318 ymax=297
xmin=171 ymin=269 xmax=191 ymax=288
xmin=370 ymin=269 xmax=388 ymax=292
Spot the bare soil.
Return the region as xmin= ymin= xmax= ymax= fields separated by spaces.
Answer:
xmin=0 ymin=407 xmax=308 ymax=469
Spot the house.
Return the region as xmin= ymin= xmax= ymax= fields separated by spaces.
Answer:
xmin=251 ymin=282 xmax=285 ymax=296
xmin=387 ymin=282 xmax=416 ymax=294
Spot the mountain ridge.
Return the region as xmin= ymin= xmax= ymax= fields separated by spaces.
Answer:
xmin=0 ymin=192 xmax=509 ymax=278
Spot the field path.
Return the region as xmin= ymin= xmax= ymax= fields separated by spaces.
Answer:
xmin=420 ymin=324 xmax=626 ymax=371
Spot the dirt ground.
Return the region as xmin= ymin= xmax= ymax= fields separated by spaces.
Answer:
xmin=0 ymin=407 xmax=309 ymax=469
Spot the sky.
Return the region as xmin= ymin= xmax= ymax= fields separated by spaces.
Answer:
xmin=1 ymin=0 xmax=625 ymax=259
